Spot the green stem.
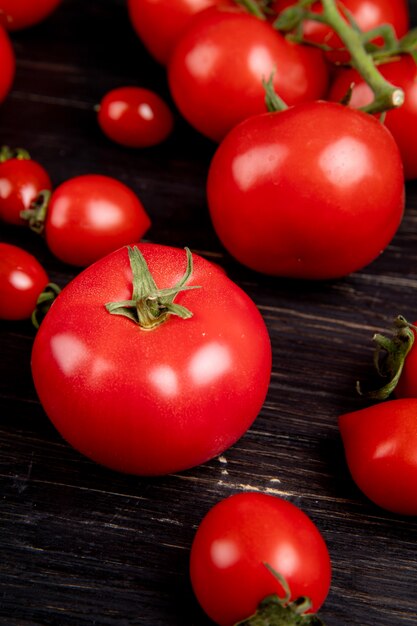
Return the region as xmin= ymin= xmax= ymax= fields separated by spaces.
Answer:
xmin=263 ymin=74 xmax=288 ymax=112
xmin=235 ymin=0 xmax=266 ymax=19
xmin=20 ymin=189 xmax=51 ymax=235
xmin=31 ymin=283 xmax=61 ymax=329
xmin=105 ymin=246 xmax=201 ymax=330
xmin=356 ymin=315 xmax=416 ymax=399
xmin=0 ymin=145 xmax=31 ymax=162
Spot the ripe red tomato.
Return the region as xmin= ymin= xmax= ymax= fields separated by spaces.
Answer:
xmin=97 ymin=87 xmax=174 ymax=148
xmin=272 ymin=0 xmax=409 ymax=62
xmin=190 ymin=492 xmax=331 ymax=626
xmin=31 ymin=244 xmax=272 ymax=475
xmin=0 ymin=25 xmax=14 ymax=102
xmin=31 ymin=174 xmax=151 ymax=266
xmin=127 ymin=0 xmax=226 ymax=65
xmin=0 ymin=0 xmax=62 ymax=30
xmin=339 ymin=398 xmax=417 ymax=515
xmin=329 ymin=55 xmax=417 ymax=181
xmin=207 ymin=101 xmax=404 ymax=278
xmin=0 ymin=151 xmax=52 ymax=225
xmin=0 ymin=243 xmax=49 ymax=320
xmin=168 ymin=6 xmax=328 ymax=142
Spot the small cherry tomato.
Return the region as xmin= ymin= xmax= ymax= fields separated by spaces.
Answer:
xmin=0 ymin=0 xmax=62 ymax=30
xmin=127 ymin=0 xmax=226 ymax=65
xmin=0 ymin=147 xmax=52 ymax=225
xmin=168 ymin=5 xmax=328 ymax=142
xmin=97 ymin=87 xmax=174 ymax=148
xmin=339 ymin=398 xmax=417 ymax=515
xmin=273 ymin=0 xmax=409 ymax=62
xmin=25 ymin=174 xmax=151 ymax=267
xmin=190 ymin=492 xmax=331 ymax=626
xmin=31 ymin=244 xmax=272 ymax=475
xmin=0 ymin=243 xmax=49 ymax=320
xmin=329 ymin=55 xmax=417 ymax=181
xmin=0 ymin=25 xmax=14 ymax=102
xmin=207 ymin=100 xmax=404 ymax=278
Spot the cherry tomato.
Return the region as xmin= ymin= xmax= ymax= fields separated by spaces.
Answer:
xmin=168 ymin=6 xmax=328 ymax=142
xmin=0 ymin=150 xmax=52 ymax=225
xmin=0 ymin=25 xmax=14 ymax=102
xmin=339 ymin=398 xmax=417 ymax=515
xmin=30 ymin=174 xmax=151 ymax=267
xmin=0 ymin=243 xmax=49 ymax=320
xmin=329 ymin=55 xmax=417 ymax=181
xmin=127 ymin=0 xmax=226 ymax=65
xmin=97 ymin=87 xmax=174 ymax=148
xmin=0 ymin=0 xmax=62 ymax=30
xmin=190 ymin=492 xmax=331 ymax=626
xmin=272 ymin=0 xmax=409 ymax=62
xmin=207 ymin=100 xmax=404 ymax=278
xmin=31 ymin=244 xmax=272 ymax=475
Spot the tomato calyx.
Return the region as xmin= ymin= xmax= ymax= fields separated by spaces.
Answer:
xmin=0 ymin=145 xmax=31 ymax=162
xmin=357 ymin=315 xmax=417 ymax=399
xmin=31 ymin=282 xmax=61 ymax=329
xmin=235 ymin=565 xmax=325 ymax=626
xmin=263 ymin=74 xmax=288 ymax=112
xmin=20 ymin=189 xmax=51 ymax=234
xmin=235 ymin=0 xmax=267 ymax=19
xmin=105 ymin=246 xmax=201 ymax=330
xmin=274 ymin=0 xmax=404 ymax=114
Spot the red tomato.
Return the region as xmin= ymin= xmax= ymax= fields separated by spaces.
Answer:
xmin=272 ymin=0 xmax=409 ymax=62
xmin=35 ymin=174 xmax=151 ymax=266
xmin=97 ymin=87 xmax=174 ymax=148
xmin=31 ymin=244 xmax=272 ymax=475
xmin=168 ymin=6 xmax=328 ymax=142
xmin=127 ymin=0 xmax=226 ymax=65
xmin=0 ymin=0 xmax=61 ymax=30
xmin=0 ymin=152 xmax=52 ymax=225
xmin=329 ymin=55 xmax=417 ymax=181
xmin=339 ymin=398 xmax=417 ymax=515
xmin=0 ymin=243 xmax=49 ymax=320
xmin=0 ymin=25 xmax=14 ymax=102
xmin=190 ymin=492 xmax=331 ymax=626
xmin=207 ymin=101 xmax=404 ymax=278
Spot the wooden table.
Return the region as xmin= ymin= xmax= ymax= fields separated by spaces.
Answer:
xmin=1 ymin=1 xmax=417 ymax=624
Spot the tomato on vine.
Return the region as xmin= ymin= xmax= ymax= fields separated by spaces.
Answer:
xmin=22 ymin=174 xmax=151 ymax=267
xmin=31 ymin=244 xmax=272 ymax=475
xmin=0 ymin=146 xmax=52 ymax=225
xmin=190 ymin=492 xmax=331 ymax=625
xmin=97 ymin=87 xmax=174 ymax=148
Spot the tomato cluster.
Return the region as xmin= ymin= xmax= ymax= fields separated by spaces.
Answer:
xmin=3 ymin=0 xmax=417 ymax=624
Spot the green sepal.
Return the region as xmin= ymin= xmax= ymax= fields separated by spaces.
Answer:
xmin=262 ymin=74 xmax=288 ymax=113
xmin=0 ymin=145 xmax=31 ymax=162
xmin=20 ymin=189 xmax=51 ymax=235
xmin=31 ymin=282 xmax=61 ymax=329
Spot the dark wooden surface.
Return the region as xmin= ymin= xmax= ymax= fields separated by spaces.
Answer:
xmin=2 ymin=1 xmax=417 ymax=624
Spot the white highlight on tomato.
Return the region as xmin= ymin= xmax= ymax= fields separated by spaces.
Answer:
xmin=189 ymin=341 xmax=232 ymax=385
xmin=210 ymin=539 xmax=239 ymax=569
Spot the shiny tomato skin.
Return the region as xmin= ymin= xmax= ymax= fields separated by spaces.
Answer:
xmin=127 ymin=0 xmax=226 ymax=65
xmin=329 ymin=55 xmax=417 ymax=181
xmin=98 ymin=87 xmax=174 ymax=148
xmin=0 ymin=243 xmax=49 ymax=320
xmin=0 ymin=158 xmax=52 ymax=225
xmin=31 ymin=244 xmax=272 ymax=475
xmin=190 ymin=492 xmax=331 ymax=626
xmin=168 ymin=6 xmax=328 ymax=142
xmin=0 ymin=25 xmax=14 ymax=102
xmin=273 ymin=0 xmax=409 ymax=62
xmin=44 ymin=174 xmax=151 ymax=266
xmin=0 ymin=0 xmax=62 ymax=30
xmin=207 ymin=101 xmax=404 ymax=278
xmin=339 ymin=399 xmax=417 ymax=515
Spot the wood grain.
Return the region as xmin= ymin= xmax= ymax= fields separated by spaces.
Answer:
xmin=2 ymin=1 xmax=417 ymax=624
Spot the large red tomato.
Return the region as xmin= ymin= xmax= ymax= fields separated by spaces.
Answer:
xmin=273 ymin=0 xmax=409 ymax=61
xmin=190 ymin=492 xmax=331 ymax=625
xmin=0 ymin=0 xmax=62 ymax=30
xmin=207 ymin=101 xmax=404 ymax=278
xmin=339 ymin=398 xmax=417 ymax=515
xmin=127 ymin=0 xmax=226 ymax=65
xmin=329 ymin=55 xmax=417 ymax=180
xmin=31 ymin=244 xmax=272 ymax=475
xmin=168 ymin=5 xmax=328 ymax=142
xmin=0 ymin=25 xmax=14 ymax=102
